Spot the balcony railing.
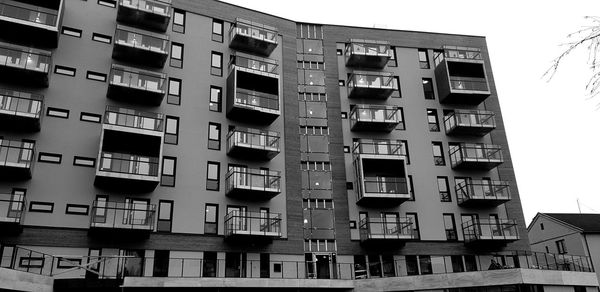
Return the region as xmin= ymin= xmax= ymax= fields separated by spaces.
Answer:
xmin=98 ymin=152 xmax=159 ymax=177
xmin=226 ymin=128 xmax=280 ymax=160
xmin=0 ymin=88 xmax=43 ymax=119
xmin=456 ymin=180 xmax=511 ymax=206
xmin=0 ymin=192 xmax=25 ymax=224
xmin=109 ymin=64 xmax=166 ymax=93
xmin=449 ymin=143 xmax=503 ymax=170
xmin=114 ymin=27 xmax=168 ymax=54
xmin=359 ymin=217 xmax=415 ymax=242
xmin=234 ymin=88 xmax=279 ymax=112
xmin=230 ymin=53 xmax=278 ymax=74
xmin=0 ymin=139 xmax=34 ymax=170
xmin=347 ymin=72 xmax=397 ymax=99
xmin=119 ymin=0 xmax=171 ymax=17
xmin=444 ymin=110 xmax=495 ymax=136
xmin=0 ymin=1 xmax=58 ymax=27
xmin=434 ymin=46 xmax=483 ymax=67
xmin=353 ymin=139 xmax=407 ymax=157
xmin=0 ymin=43 xmax=51 ymax=73
xmin=345 ymin=39 xmax=392 ymax=69
xmin=450 ymin=77 xmax=488 ymax=91
xmin=224 ymin=211 xmax=282 ymax=238
xmin=90 ymin=200 xmax=156 ymax=231
xmin=462 ymin=219 xmax=519 ymax=244
xmin=229 ymin=18 xmax=278 ymax=56
xmin=104 ymin=105 xmax=164 ymax=132
xmin=225 ymin=168 xmax=281 ymax=198
xmin=363 ymin=177 xmax=408 ymax=195
xmin=349 ymin=105 xmax=402 ymax=132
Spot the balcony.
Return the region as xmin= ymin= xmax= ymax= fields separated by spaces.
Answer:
xmin=0 ymin=190 xmax=26 ymax=234
xmin=226 ymin=53 xmax=280 ymax=124
xmin=226 ymin=127 xmax=280 ymax=161
xmin=89 ymin=200 xmax=155 ymax=237
xmin=449 ymin=143 xmax=503 ymax=170
xmin=117 ymin=0 xmax=171 ymax=32
xmin=0 ymin=139 xmax=34 ymax=181
xmin=224 ymin=211 xmax=282 ymax=241
xmin=433 ymin=46 xmax=491 ymax=104
xmin=462 ymin=219 xmax=519 ymax=246
xmin=349 ymin=104 xmax=402 ymax=132
xmin=0 ymin=0 xmax=64 ymax=48
xmin=107 ymin=64 xmax=166 ymax=106
xmin=359 ymin=217 xmax=415 ymax=245
xmin=347 ymin=72 xmax=397 ymax=99
xmin=94 ymin=106 xmax=163 ymax=193
xmin=456 ymin=180 xmax=511 ymax=207
xmin=0 ymin=42 xmax=51 ymax=87
xmin=345 ymin=39 xmax=392 ymax=69
xmin=112 ymin=25 xmax=169 ymax=68
xmin=225 ymin=167 xmax=281 ymax=200
xmin=229 ymin=18 xmax=278 ymax=56
xmin=353 ymin=139 xmax=410 ymax=206
xmin=0 ymin=88 xmax=43 ymax=132
xmin=444 ymin=110 xmax=496 ymax=136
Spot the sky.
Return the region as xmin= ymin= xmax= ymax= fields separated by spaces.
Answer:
xmin=220 ymin=0 xmax=600 ymax=224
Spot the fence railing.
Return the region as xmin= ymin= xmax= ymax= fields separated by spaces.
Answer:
xmin=224 ymin=211 xmax=281 ymax=237
xmin=0 ymin=1 xmax=58 ymax=26
xmin=225 ymin=168 xmax=281 ymax=193
xmin=229 ymin=18 xmax=277 ymax=44
xmin=234 ymin=88 xmax=279 ymax=112
xmin=230 ymin=53 xmax=278 ymax=74
xmin=119 ymin=0 xmax=171 ymax=16
xmin=350 ymin=105 xmax=401 ymax=124
xmin=0 ymin=44 xmax=51 ymax=73
xmin=114 ymin=27 xmax=169 ymax=54
xmin=462 ymin=219 xmax=519 ymax=243
xmin=456 ymin=180 xmax=511 ymax=204
xmin=449 ymin=77 xmax=488 ymax=91
xmin=362 ymin=177 xmax=408 ymax=195
xmin=104 ymin=105 xmax=164 ymax=132
xmin=353 ymin=139 xmax=406 ymax=157
xmin=444 ymin=110 xmax=495 ymax=133
xmin=90 ymin=200 xmax=156 ymax=231
xmin=348 ymin=72 xmax=397 ymax=90
xmin=0 ymin=89 xmax=43 ymax=118
xmin=109 ymin=64 xmax=166 ymax=93
xmin=449 ymin=143 xmax=503 ymax=166
xmin=345 ymin=39 xmax=392 ymax=57
xmin=227 ymin=128 xmax=280 ymax=152
xmin=359 ymin=217 xmax=414 ymax=241
xmin=98 ymin=152 xmax=159 ymax=177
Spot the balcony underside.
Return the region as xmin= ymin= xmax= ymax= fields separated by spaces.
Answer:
xmin=229 ymin=34 xmax=277 ymax=57
xmin=116 ymin=5 xmax=170 ymax=32
xmin=440 ymin=91 xmax=491 ymax=105
xmin=0 ymin=113 xmax=41 ymax=132
xmin=227 ymin=145 xmax=279 ymax=161
xmin=356 ymin=194 xmax=411 ymax=207
xmin=0 ymin=166 xmax=32 ymax=181
xmin=452 ymin=160 xmax=503 ymax=170
xmin=346 ymin=54 xmax=389 ymax=69
xmin=94 ymin=173 xmax=159 ymax=193
xmin=225 ymin=231 xmax=280 ymax=243
xmin=225 ymin=188 xmax=280 ymax=201
xmin=0 ymin=18 xmax=59 ymax=49
xmin=446 ymin=125 xmax=495 ymax=136
xmin=107 ymin=83 xmax=165 ymax=106
xmin=112 ymin=44 xmax=167 ymax=68
xmin=102 ymin=129 xmax=162 ymax=157
xmin=360 ymin=235 xmax=412 ymax=247
xmin=458 ymin=197 xmax=510 ymax=208
xmin=88 ymin=225 xmax=152 ymax=238
xmin=0 ymin=221 xmax=23 ymax=234
xmin=0 ymin=64 xmax=49 ymax=88
xmin=351 ymin=120 xmax=398 ymax=132
xmin=464 ymin=236 xmax=519 ymax=248
xmin=226 ymin=105 xmax=279 ymax=125
xmin=348 ymin=87 xmax=394 ymax=99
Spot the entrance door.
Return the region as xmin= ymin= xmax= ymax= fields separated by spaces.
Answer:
xmin=316 ymin=254 xmax=331 ymax=279
xmin=153 ymin=250 xmax=169 ymax=277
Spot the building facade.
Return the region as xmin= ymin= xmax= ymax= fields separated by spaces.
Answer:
xmin=0 ymin=0 xmax=596 ymax=291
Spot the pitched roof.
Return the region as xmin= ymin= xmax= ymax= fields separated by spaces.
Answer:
xmin=543 ymin=213 xmax=600 ymax=233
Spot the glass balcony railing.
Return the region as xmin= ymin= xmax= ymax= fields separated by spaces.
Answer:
xmin=348 ymin=72 xmax=397 ymax=91
xmin=363 ymin=177 xmax=408 ymax=195
xmin=449 ymin=77 xmax=488 ymax=91
xmin=0 ymin=1 xmax=58 ymax=27
xmin=0 ymin=192 xmax=25 ymax=224
xmin=449 ymin=143 xmax=503 ymax=168
xmin=345 ymin=39 xmax=392 ymax=58
xmin=109 ymin=64 xmax=166 ymax=94
xmin=229 ymin=53 xmax=278 ymax=74
xmin=224 ymin=211 xmax=282 ymax=237
xmin=350 ymin=105 xmax=401 ymax=124
xmin=462 ymin=219 xmax=519 ymax=243
xmin=234 ymin=88 xmax=279 ymax=112
xmin=444 ymin=110 xmax=495 ymax=134
xmin=456 ymin=180 xmax=511 ymax=205
xmin=227 ymin=128 xmax=280 ymax=152
xmin=119 ymin=0 xmax=171 ymax=16
xmin=353 ymin=139 xmax=407 ymax=157
xmin=104 ymin=105 xmax=164 ymax=132
xmin=114 ymin=27 xmax=168 ymax=54
xmin=230 ymin=18 xmax=277 ymax=44
xmin=359 ymin=217 xmax=415 ymax=241
xmin=0 ymin=43 xmax=51 ymax=73
xmin=98 ymin=152 xmax=159 ymax=177
xmin=0 ymin=88 xmax=42 ymax=119
xmin=226 ymin=168 xmax=281 ymax=194
xmin=0 ymin=139 xmax=34 ymax=169
xmin=434 ymin=45 xmax=483 ymax=66
xmin=90 ymin=200 xmax=156 ymax=231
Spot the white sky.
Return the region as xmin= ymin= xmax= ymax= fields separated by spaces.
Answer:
xmin=220 ymin=0 xmax=600 ymax=224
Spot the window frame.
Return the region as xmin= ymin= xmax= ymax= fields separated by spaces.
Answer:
xmin=427 ymin=109 xmax=440 ymax=132
xmin=432 ymin=142 xmax=445 ymax=166
xmin=170 ymin=42 xmax=184 ymax=68
xmin=437 ymin=176 xmax=451 ymax=202
xmin=209 ymin=86 xmax=222 ymax=112
xmin=210 ymin=51 xmax=223 ymax=76
xmin=165 ymin=116 xmax=179 ymax=145
xmin=418 ymin=49 xmax=430 ymax=69
xmin=161 ymin=156 xmax=177 ymax=187
xmin=204 ymin=203 xmax=218 ymax=234
xmin=212 ymin=19 xmax=224 ymax=42
xmin=167 ymin=78 xmax=182 ymax=105
xmin=207 ymin=122 xmax=221 ymax=150
xmin=172 ymin=9 xmax=186 ymax=33
xmin=422 ymin=78 xmax=435 ymax=100
xmin=157 ymin=200 xmax=174 ymax=232
xmin=206 ymin=161 xmax=220 ymax=191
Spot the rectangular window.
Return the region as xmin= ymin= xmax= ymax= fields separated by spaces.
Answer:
xmin=437 ymin=177 xmax=451 ymax=202
xmin=165 ymin=116 xmax=179 ymax=145
xmin=170 ymin=43 xmax=184 ymax=68
xmin=57 ymin=257 xmax=82 ymax=269
xmin=419 ymin=256 xmax=433 ymax=275
xmin=406 ymin=255 xmax=418 ymax=276
xmin=47 ymin=107 xmax=69 ymax=119
xmin=432 ymin=142 xmax=445 ymax=166
xmin=19 ymin=257 xmax=44 ymax=268
xmin=206 ymin=162 xmax=220 ymax=191
xmin=212 ymin=19 xmax=223 ymax=42
xmin=29 ymin=201 xmax=54 ymax=213
xmin=422 ymin=78 xmax=434 ymax=99
xmin=54 ymin=65 xmax=76 ymax=77
xmin=556 ymin=240 xmax=567 ymax=254
xmin=209 ymin=86 xmax=222 ymax=112
xmin=388 ymin=46 xmax=397 ymax=67
xmin=66 ymin=204 xmax=89 ymax=215
xmin=443 ymin=214 xmax=457 ymax=241
xmin=406 ymin=213 xmax=419 ymax=239
xmin=97 ymin=0 xmax=116 ymax=8
xmin=173 ymin=9 xmax=186 ymax=33
xmin=210 ymin=51 xmax=223 ymax=76
xmin=61 ymin=26 xmax=82 ymax=38
xmin=208 ymin=123 xmax=221 ymax=150
xmin=408 ymin=175 xmax=415 ymax=201
xmin=418 ymin=49 xmax=430 ymax=69
xmin=167 ymin=78 xmax=181 ymax=105
xmin=204 ymin=204 xmax=218 ymax=234
xmin=161 ymin=156 xmax=176 ymax=187
xmin=73 ymin=156 xmax=96 ymax=167
xmin=157 ymin=200 xmax=173 ymax=232
xmin=80 ymin=112 xmax=102 ymax=123
xmin=427 ymin=109 xmax=439 ymax=132
xmin=38 ymin=152 xmax=62 ymax=164
xmin=92 ymin=32 xmax=112 ymax=44
xmin=86 ymin=71 xmax=107 ymax=82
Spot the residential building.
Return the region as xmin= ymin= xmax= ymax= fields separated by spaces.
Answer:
xmin=0 ymin=0 xmax=596 ymax=291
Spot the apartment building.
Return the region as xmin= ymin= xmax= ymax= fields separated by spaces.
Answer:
xmin=0 ymin=0 xmax=596 ymax=291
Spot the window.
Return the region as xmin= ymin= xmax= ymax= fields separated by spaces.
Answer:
xmin=406 ymin=255 xmax=419 ymax=276
xmin=540 ymin=223 xmax=544 ymax=230
xmin=38 ymin=152 xmax=62 ymax=164
xmin=208 ymin=123 xmax=221 ymax=150
xmin=54 ymin=65 xmax=76 ymax=77
xmin=443 ymin=214 xmax=457 ymax=241
xmin=422 ymin=78 xmax=434 ymax=99
xmin=57 ymin=257 xmax=82 ymax=269
xmin=211 ymin=52 xmax=223 ymax=76
xmin=173 ymin=9 xmax=186 ymax=33
xmin=401 ymin=140 xmax=410 ymax=164
xmin=29 ymin=201 xmax=54 ymax=213
xmin=432 ymin=142 xmax=445 ymax=166
xmin=212 ymin=19 xmax=223 ymax=42
xmin=556 ymin=240 xmax=567 ymax=254
xmin=209 ymin=86 xmax=222 ymax=112
xmin=418 ymin=49 xmax=430 ymax=69
xmin=161 ymin=156 xmax=176 ymax=187
xmin=80 ymin=112 xmax=102 ymax=123
xmin=406 ymin=213 xmax=419 ymax=239
xmin=19 ymin=257 xmax=44 ymax=268
xmin=437 ymin=177 xmax=451 ymax=202
xmin=73 ymin=156 xmax=95 ymax=167
xmin=92 ymin=32 xmax=112 ymax=44
xmin=66 ymin=204 xmax=89 ymax=215
xmin=47 ymin=107 xmax=69 ymax=119
xmin=170 ymin=43 xmax=184 ymax=68
xmin=167 ymin=78 xmax=181 ymax=105
xmin=157 ymin=200 xmax=173 ymax=232
xmin=97 ymin=0 xmax=116 ymax=8
xmin=427 ymin=109 xmax=439 ymax=132
xmin=206 ymin=162 xmax=220 ymax=191
xmin=545 ymin=246 xmax=550 ymax=253
xmin=388 ymin=46 xmax=397 ymax=67
xmin=165 ymin=116 xmax=179 ymax=145
xmin=396 ymin=108 xmax=405 ymax=130
xmin=204 ymin=204 xmax=218 ymax=234
xmin=408 ymin=175 xmax=415 ymax=201
xmin=61 ymin=27 xmax=82 ymax=38
xmin=419 ymin=256 xmax=432 ymax=275
xmin=86 ymin=71 xmax=107 ymax=82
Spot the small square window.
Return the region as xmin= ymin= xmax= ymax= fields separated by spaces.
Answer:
xmin=92 ymin=33 xmax=112 ymax=44
xmin=97 ymin=0 xmax=116 ymax=8
xmin=61 ymin=27 xmax=82 ymax=38
xmin=343 ymin=146 xmax=350 ymax=153
xmin=346 ymin=182 xmax=353 ymax=190
xmin=349 ymin=221 xmax=357 ymax=229
xmin=274 ymin=263 xmax=282 ymax=273
xmin=47 ymin=107 xmax=69 ymax=119
xmin=338 ymin=80 xmax=345 ymax=86
xmin=86 ymin=71 xmax=107 ymax=82
xmin=336 ymin=49 xmax=343 ymax=56
xmin=341 ymin=112 xmax=347 ymax=119
xmin=54 ymin=65 xmax=76 ymax=77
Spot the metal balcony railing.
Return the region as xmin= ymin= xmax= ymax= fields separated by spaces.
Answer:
xmin=119 ymin=0 xmax=171 ymax=16
xmin=449 ymin=77 xmax=488 ymax=91
xmin=0 ymin=1 xmax=58 ymax=27
xmin=347 ymin=72 xmax=397 ymax=91
xmin=0 ymin=43 xmax=51 ymax=73
xmin=234 ymin=88 xmax=279 ymax=112
xmin=359 ymin=217 xmax=415 ymax=241
xmin=0 ymin=88 xmax=42 ymax=119
xmin=114 ymin=26 xmax=168 ymax=54
xmin=104 ymin=105 xmax=164 ymax=132
xmin=98 ymin=152 xmax=159 ymax=177
xmin=462 ymin=219 xmax=519 ymax=243
xmin=0 ymin=192 xmax=25 ymax=224
xmin=449 ymin=143 xmax=503 ymax=167
xmin=225 ymin=168 xmax=281 ymax=194
xmin=362 ymin=177 xmax=408 ymax=195
xmin=349 ymin=105 xmax=401 ymax=125
xmin=434 ymin=45 xmax=483 ymax=66
xmin=109 ymin=64 xmax=166 ymax=94
xmin=345 ymin=39 xmax=392 ymax=58
xmin=0 ymin=139 xmax=34 ymax=169
xmin=224 ymin=211 xmax=282 ymax=237
xmin=229 ymin=18 xmax=277 ymax=44
xmin=227 ymin=128 xmax=280 ymax=152
xmin=229 ymin=53 xmax=278 ymax=74
xmin=90 ymin=200 xmax=156 ymax=231
xmin=353 ymin=139 xmax=407 ymax=157
xmin=456 ymin=180 xmax=511 ymax=205
xmin=444 ymin=110 xmax=495 ymax=134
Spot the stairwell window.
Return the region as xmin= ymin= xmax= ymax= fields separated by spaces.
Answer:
xmin=211 ymin=52 xmax=223 ymax=76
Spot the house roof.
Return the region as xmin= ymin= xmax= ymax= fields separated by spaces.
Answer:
xmin=543 ymin=213 xmax=600 ymax=233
